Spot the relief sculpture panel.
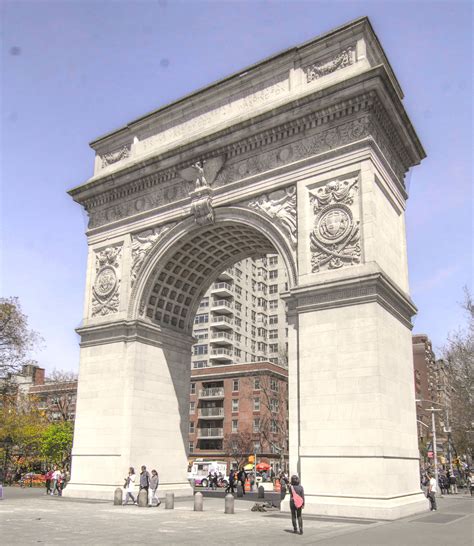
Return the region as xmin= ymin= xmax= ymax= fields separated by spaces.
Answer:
xmin=309 ymin=177 xmax=361 ymax=272
xmin=247 ymin=186 xmax=297 ymax=249
xmin=91 ymin=245 xmax=122 ymax=316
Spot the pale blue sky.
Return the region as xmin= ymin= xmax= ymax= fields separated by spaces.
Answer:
xmin=1 ymin=0 xmax=472 ymax=373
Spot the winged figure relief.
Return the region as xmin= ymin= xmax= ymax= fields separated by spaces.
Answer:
xmin=179 ymin=156 xmax=225 ymax=191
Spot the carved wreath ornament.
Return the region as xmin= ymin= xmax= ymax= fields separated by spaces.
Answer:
xmin=92 ymin=246 xmax=122 ymax=316
xmin=309 ymin=178 xmax=360 ymax=272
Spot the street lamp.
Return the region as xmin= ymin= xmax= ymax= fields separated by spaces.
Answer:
xmin=416 ymin=399 xmax=443 ymax=489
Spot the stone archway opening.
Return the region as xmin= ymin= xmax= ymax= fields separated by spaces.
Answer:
xmin=140 ymin=222 xmax=277 ymax=334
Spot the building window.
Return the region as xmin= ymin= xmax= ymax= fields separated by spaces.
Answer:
xmin=251 ymin=326 xmax=256 ymax=337
xmin=194 ymin=329 xmax=209 ymax=340
xmin=193 ymin=360 xmax=208 ymax=368
xmin=232 ymin=399 xmax=239 ymax=412
xmin=269 ymin=329 xmax=278 ymax=339
xmin=269 ymin=256 xmax=278 ymax=265
xmin=253 ymin=398 xmax=260 ymax=411
xmin=269 ymin=343 xmax=278 ymax=353
xmin=232 ymin=379 xmax=240 ymax=392
xmin=235 ymin=285 xmax=242 ymax=296
xmin=235 ymin=317 xmax=242 ymax=328
xmin=189 ymin=401 xmax=195 ymax=414
xmin=269 ymin=315 xmax=278 ymax=325
xmin=270 ymin=357 xmax=278 ymax=364
xmin=235 ymin=348 xmax=241 ymax=357
xmin=189 ymin=421 xmax=195 ymax=433
xmin=254 ymin=441 xmax=261 ymax=452
xmin=269 ymin=284 xmax=278 ymax=294
xmin=193 ymin=344 xmax=208 ymax=355
xmin=270 ymin=398 xmax=279 ymax=412
xmin=189 ymin=441 xmax=194 ymax=453
xmin=271 ymin=420 xmax=278 ymax=433
xmin=190 ymin=383 xmax=196 ymax=394
xmin=251 ymin=310 xmax=256 ymax=322
xmin=270 ymin=378 xmax=279 ymax=392
xmin=235 ymin=302 xmax=242 ymax=312
xmin=269 ymin=270 xmax=278 ymax=279
xmin=194 ymin=314 xmax=209 ymax=324
xmin=269 ymin=300 xmax=278 ymax=310
xmin=232 ymin=419 xmax=238 ymax=432
xmin=235 ymin=333 xmax=241 ymax=342
xmin=254 ymin=377 xmax=261 ymax=390
xmin=257 ymin=342 xmax=266 ymax=352
xmin=253 ymin=418 xmax=260 ymax=432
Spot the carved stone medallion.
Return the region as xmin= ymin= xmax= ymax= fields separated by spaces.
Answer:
xmin=309 ymin=177 xmax=360 ymax=272
xmin=91 ymin=246 xmax=122 ymax=317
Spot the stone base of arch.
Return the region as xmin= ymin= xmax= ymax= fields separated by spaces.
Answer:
xmin=64 ymin=321 xmax=194 ymax=501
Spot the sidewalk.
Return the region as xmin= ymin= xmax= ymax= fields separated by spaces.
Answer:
xmin=1 ymin=487 xmax=472 ymax=545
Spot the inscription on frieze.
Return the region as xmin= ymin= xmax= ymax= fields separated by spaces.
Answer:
xmin=309 ymin=177 xmax=361 ymax=272
xmin=92 ymin=245 xmax=122 ymax=316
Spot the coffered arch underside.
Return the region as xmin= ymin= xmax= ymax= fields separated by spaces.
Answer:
xmin=130 ymin=207 xmax=298 ymax=333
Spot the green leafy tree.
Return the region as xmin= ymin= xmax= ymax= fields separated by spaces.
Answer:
xmin=0 ymin=393 xmax=48 ymax=476
xmin=40 ymin=421 xmax=74 ymax=466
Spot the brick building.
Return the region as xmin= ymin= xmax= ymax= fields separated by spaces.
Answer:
xmin=189 ymin=361 xmax=288 ymax=471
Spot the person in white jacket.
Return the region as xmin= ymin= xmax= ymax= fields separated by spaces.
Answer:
xmin=123 ymin=467 xmax=137 ymax=505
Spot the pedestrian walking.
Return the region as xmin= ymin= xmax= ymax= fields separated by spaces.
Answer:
xmin=45 ymin=469 xmax=53 ymax=495
xmin=149 ymin=469 xmax=161 ymax=506
xmin=238 ymin=468 xmax=247 ymax=494
xmin=288 ymin=475 xmax=305 ymax=535
xmin=448 ymin=472 xmax=458 ymax=494
xmin=225 ymin=469 xmax=235 ymax=493
xmin=468 ymin=472 xmax=474 ymax=496
xmin=51 ymin=466 xmax=61 ymax=496
xmin=123 ymin=467 xmax=137 ymax=505
xmin=426 ymin=472 xmax=437 ymax=511
xmin=139 ymin=465 xmax=151 ymax=496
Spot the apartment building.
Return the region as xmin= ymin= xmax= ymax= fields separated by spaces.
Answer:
xmin=189 ymin=253 xmax=289 ymax=470
xmin=189 ymin=361 xmax=288 ymax=471
xmin=191 ymin=254 xmax=288 ymax=370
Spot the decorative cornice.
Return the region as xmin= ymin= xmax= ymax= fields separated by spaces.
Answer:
xmin=69 ymin=68 xmax=424 ymax=230
xmin=283 ymin=271 xmax=417 ymax=329
xmin=76 ymin=319 xmax=195 ymax=352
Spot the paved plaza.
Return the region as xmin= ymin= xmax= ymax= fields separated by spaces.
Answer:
xmin=1 ymin=487 xmax=472 ymax=545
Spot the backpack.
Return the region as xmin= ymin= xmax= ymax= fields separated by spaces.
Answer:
xmin=290 ymin=485 xmax=304 ymax=509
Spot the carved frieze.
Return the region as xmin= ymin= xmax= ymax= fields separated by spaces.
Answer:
xmin=304 ymin=47 xmax=355 ymax=83
xmin=309 ymin=177 xmax=361 ymax=272
xmin=248 ymin=186 xmax=297 ymax=248
xmin=92 ymin=246 xmax=122 ymax=316
xmin=131 ymin=224 xmax=175 ymax=286
xmin=100 ymin=146 xmax=131 ymax=168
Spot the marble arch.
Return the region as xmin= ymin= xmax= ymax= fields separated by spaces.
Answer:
xmin=67 ymin=18 xmax=427 ymax=519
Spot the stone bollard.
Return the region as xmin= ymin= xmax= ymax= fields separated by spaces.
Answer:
xmin=138 ymin=489 xmax=148 ymax=507
xmin=225 ymin=493 xmax=234 ymax=514
xmin=258 ymin=486 xmax=265 ymax=499
xmin=236 ymin=483 xmax=243 ymax=497
xmin=114 ymin=487 xmax=123 ymax=505
xmin=165 ymin=492 xmax=174 ymax=509
xmin=194 ymin=491 xmax=203 ymax=511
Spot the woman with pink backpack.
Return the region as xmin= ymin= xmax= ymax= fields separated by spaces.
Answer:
xmin=289 ymin=474 xmax=305 ymax=535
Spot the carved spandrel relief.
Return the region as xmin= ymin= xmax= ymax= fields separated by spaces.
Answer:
xmin=309 ymin=177 xmax=361 ymax=272
xmin=248 ymin=186 xmax=297 ymax=248
xmin=131 ymin=224 xmax=175 ymax=286
xmin=304 ymin=47 xmax=355 ymax=83
xmin=92 ymin=246 xmax=122 ymax=316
